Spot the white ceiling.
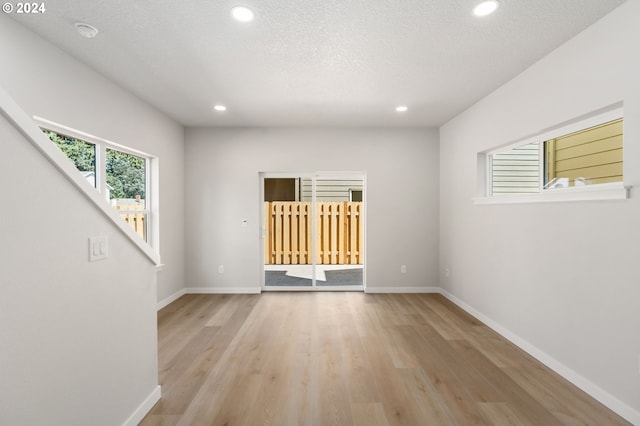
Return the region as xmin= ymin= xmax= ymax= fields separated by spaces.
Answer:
xmin=9 ymin=0 xmax=625 ymax=127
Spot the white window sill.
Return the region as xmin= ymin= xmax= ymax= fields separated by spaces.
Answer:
xmin=474 ymin=182 xmax=631 ymax=205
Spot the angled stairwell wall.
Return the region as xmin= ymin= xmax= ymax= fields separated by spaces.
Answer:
xmin=0 ymin=88 xmax=160 ymax=425
xmin=0 ymin=14 xmax=186 ymax=425
xmin=0 ymin=14 xmax=185 ymax=304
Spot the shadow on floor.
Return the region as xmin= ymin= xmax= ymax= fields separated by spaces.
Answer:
xmin=265 ymin=269 xmax=362 ymax=287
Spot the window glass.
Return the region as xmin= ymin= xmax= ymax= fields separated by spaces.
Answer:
xmin=106 ymin=148 xmax=146 ymax=205
xmin=491 ymin=141 xmax=540 ymax=195
xmin=544 ymin=118 xmax=622 ymax=188
xmin=107 ymin=148 xmax=147 ymax=240
xmin=488 ymin=114 xmax=623 ymax=196
xmin=43 ymin=129 xmax=97 ymax=188
xmin=43 ymin=127 xmax=150 ymax=243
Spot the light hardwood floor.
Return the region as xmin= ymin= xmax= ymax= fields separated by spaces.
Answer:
xmin=140 ymin=292 xmax=629 ymax=426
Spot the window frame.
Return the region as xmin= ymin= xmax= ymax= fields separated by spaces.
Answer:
xmin=35 ymin=117 xmax=159 ymax=251
xmin=105 ymin=146 xmax=150 ymax=241
xmin=476 ymin=106 xmax=629 ymax=205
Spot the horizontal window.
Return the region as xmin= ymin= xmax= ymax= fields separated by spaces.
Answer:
xmin=479 ymin=107 xmax=627 ymax=203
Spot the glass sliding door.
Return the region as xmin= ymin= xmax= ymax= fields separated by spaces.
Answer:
xmin=313 ymin=176 xmax=364 ymax=287
xmin=263 ymin=174 xmax=314 ymax=288
xmin=261 ymin=172 xmax=365 ymax=290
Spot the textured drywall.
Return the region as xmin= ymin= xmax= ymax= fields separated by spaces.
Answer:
xmin=7 ymin=0 xmax=625 ymax=127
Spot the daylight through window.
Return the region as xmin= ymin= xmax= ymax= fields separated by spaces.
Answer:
xmin=43 ymin=128 xmax=151 ymax=243
xmin=44 ymin=129 xmax=97 ymax=188
xmin=487 ymin=110 xmax=623 ymax=197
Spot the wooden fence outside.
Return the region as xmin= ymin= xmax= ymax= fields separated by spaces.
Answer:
xmin=265 ymin=201 xmax=363 ymax=265
xmin=114 ymin=204 xmax=146 ymax=240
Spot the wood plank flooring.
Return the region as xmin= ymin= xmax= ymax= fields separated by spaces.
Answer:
xmin=140 ymin=293 xmax=629 ymax=426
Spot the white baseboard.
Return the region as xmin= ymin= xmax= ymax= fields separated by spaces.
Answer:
xmin=122 ymin=385 xmax=161 ymax=426
xmin=365 ymin=286 xmax=440 ymax=294
xmin=185 ymin=287 xmax=262 ymax=294
xmin=439 ymin=289 xmax=640 ymax=426
xmin=157 ymin=288 xmax=186 ymax=310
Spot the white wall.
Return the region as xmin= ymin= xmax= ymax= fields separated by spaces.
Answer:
xmin=0 ymin=113 xmax=158 ymax=424
xmin=440 ymin=1 xmax=640 ymax=422
xmin=0 ymin=15 xmax=185 ymax=302
xmin=185 ymin=127 xmax=439 ymax=292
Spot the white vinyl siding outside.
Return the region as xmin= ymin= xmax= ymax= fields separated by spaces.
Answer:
xmin=490 ymin=142 xmax=541 ymax=195
xmin=485 ymin=107 xmax=623 ymax=199
xmin=301 ymin=178 xmax=364 ymax=202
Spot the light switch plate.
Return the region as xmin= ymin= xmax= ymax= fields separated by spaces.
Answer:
xmin=89 ymin=236 xmax=108 ymax=262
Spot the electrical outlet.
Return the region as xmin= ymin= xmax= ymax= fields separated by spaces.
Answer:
xmin=401 ymin=265 xmax=407 ymax=274
xmin=218 ymin=265 xmax=224 ymax=274
xmin=445 ymin=268 xmax=450 ymax=278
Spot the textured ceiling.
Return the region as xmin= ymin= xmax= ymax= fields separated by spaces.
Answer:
xmin=9 ymin=0 xmax=626 ymax=127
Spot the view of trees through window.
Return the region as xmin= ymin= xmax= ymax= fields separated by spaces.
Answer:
xmin=106 ymin=148 xmax=146 ymax=202
xmin=44 ymin=128 xmax=149 ymax=241
xmin=43 ymin=129 xmax=96 ymax=184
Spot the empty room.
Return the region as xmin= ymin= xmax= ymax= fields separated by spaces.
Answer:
xmin=1 ymin=0 xmax=639 ymax=425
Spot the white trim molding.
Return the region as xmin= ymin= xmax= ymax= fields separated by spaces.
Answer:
xmin=365 ymin=286 xmax=440 ymax=294
xmin=439 ymin=289 xmax=640 ymax=425
xmin=157 ymin=288 xmax=186 ymax=310
xmin=474 ymin=182 xmax=631 ymax=205
xmin=0 ymin=86 xmax=160 ymax=265
xmin=185 ymin=287 xmax=262 ymax=295
xmin=35 ymin=116 xmax=162 ymax=254
xmin=262 ymin=286 xmax=364 ymax=292
xmin=478 ymin=105 xmax=627 ymax=204
xmin=153 ymin=284 xmax=639 ymax=424
xmin=122 ymin=385 xmax=161 ymax=426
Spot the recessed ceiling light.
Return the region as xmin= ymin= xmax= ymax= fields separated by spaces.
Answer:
xmin=396 ymin=106 xmax=408 ymax=113
xmin=473 ymin=0 xmax=499 ymax=17
xmin=74 ymin=22 xmax=99 ymax=38
xmin=231 ymin=6 xmax=255 ymax=22
xmin=214 ymin=105 xmax=227 ymax=112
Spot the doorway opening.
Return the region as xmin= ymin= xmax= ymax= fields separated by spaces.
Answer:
xmin=261 ymin=172 xmax=365 ymax=291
